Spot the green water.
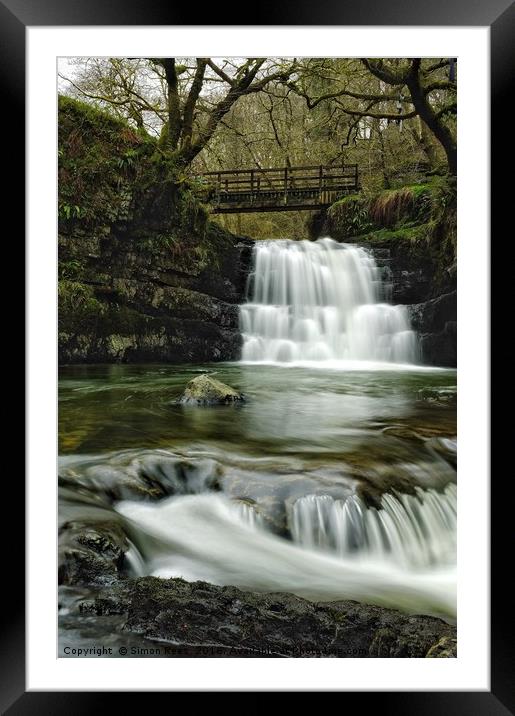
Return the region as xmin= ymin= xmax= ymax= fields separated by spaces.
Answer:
xmin=59 ymin=363 xmax=455 ymax=448
xmin=59 ymin=362 xmax=456 ymax=499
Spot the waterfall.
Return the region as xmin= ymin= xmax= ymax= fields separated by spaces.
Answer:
xmin=289 ymin=484 xmax=456 ymax=569
xmin=233 ymin=500 xmax=265 ymax=530
xmin=240 ymin=238 xmax=419 ymax=364
xmin=124 ymin=541 xmax=146 ymax=577
xmin=116 ymin=493 xmax=456 ymax=618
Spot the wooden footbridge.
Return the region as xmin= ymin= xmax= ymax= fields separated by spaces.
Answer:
xmin=195 ymin=164 xmax=359 ymax=213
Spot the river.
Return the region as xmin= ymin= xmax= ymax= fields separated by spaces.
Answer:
xmin=58 ymin=239 xmax=457 ymax=653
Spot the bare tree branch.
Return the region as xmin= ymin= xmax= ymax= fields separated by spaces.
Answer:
xmin=206 ymin=59 xmax=234 ymax=86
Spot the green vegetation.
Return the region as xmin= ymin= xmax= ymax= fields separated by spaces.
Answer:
xmin=58 ymin=280 xmax=106 ymax=331
xmin=60 ymin=57 xmax=457 ymax=239
xmin=326 ymin=195 xmax=371 ymax=236
xmin=59 ymin=96 xmax=225 ymax=247
xmin=369 ymin=187 xmax=427 ymax=227
xmin=325 ymin=177 xmax=452 ymax=239
xmin=58 ymin=96 xmax=153 ymax=226
xmin=320 ymin=177 xmax=456 ymax=298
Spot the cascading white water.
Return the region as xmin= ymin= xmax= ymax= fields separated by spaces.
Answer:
xmin=117 ymin=493 xmax=456 ymax=618
xmin=233 ymin=500 xmax=265 ymax=530
xmin=240 ymin=238 xmax=419 ymax=364
xmin=289 ymin=484 xmax=456 ymax=569
xmin=125 ymin=540 xmax=146 ymax=577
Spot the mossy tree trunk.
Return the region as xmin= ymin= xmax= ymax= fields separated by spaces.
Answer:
xmin=404 ymin=61 xmax=456 ymax=175
xmin=411 ymin=117 xmax=441 ymax=171
xmin=153 ymin=58 xmax=296 ymax=169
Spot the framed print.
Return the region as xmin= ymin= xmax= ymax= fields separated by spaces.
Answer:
xmin=6 ymin=0 xmax=507 ymax=707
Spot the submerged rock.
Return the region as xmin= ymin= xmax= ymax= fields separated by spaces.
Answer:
xmin=59 ymin=453 xmax=223 ymax=504
xmin=74 ymin=577 xmax=457 ymax=658
xmin=417 ymin=387 xmax=456 ymax=405
xmin=381 ymin=426 xmax=425 ymax=442
xmin=426 ymin=437 xmax=457 ymax=469
xmin=179 ymin=374 xmax=245 ymax=406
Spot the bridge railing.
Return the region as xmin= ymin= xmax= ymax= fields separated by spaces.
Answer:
xmin=194 ymin=164 xmax=359 ymax=212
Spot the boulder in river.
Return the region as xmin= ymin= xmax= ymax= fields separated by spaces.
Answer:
xmin=58 ymin=519 xmax=129 ymax=586
xmin=179 ymin=374 xmax=245 ymax=406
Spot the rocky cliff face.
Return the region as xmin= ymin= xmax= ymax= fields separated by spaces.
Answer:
xmin=408 ymin=291 xmax=457 ymax=368
xmin=59 ymin=226 xmax=252 ymax=364
xmin=316 ymin=183 xmax=457 ymax=367
xmin=58 ymin=97 xmax=253 ymax=365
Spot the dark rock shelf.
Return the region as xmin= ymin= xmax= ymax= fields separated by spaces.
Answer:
xmin=67 ymin=576 xmax=457 ymax=659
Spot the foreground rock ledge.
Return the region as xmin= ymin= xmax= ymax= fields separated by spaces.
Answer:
xmin=79 ymin=577 xmax=456 ymax=658
xmin=179 ymin=374 xmax=245 ymax=405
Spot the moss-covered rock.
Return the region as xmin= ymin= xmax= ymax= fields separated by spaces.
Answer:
xmin=323 ymin=182 xmax=442 ymax=240
xmin=58 ymin=95 xmax=153 ymax=228
xmin=58 ymin=96 xmax=253 ymax=364
xmin=71 ymin=576 xmax=457 ymax=658
xmin=179 ymin=374 xmax=245 ymax=405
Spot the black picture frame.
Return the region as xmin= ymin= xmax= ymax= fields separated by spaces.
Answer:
xmin=5 ymin=0 xmax=507 ymax=709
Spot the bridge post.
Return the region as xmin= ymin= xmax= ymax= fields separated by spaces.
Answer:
xmin=216 ymin=172 xmax=221 ymax=204
xmin=283 ymin=167 xmax=288 ymax=205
